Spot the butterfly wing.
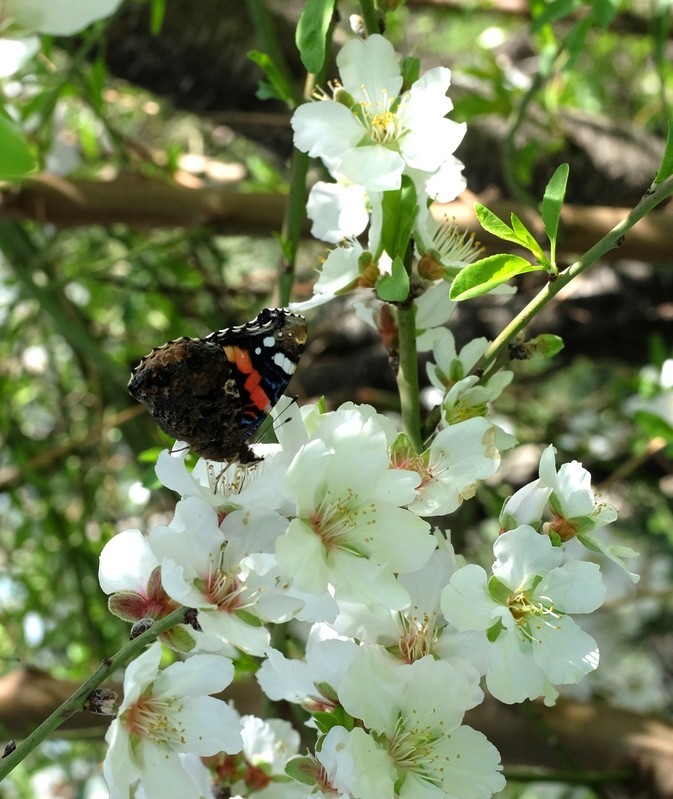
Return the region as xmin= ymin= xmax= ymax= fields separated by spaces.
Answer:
xmin=128 ymin=308 xmax=307 ymax=462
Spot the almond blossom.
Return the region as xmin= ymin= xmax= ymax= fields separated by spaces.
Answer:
xmin=336 ymin=648 xmax=505 ymax=799
xmin=291 ymin=34 xmax=466 ymax=194
xmin=441 ymin=525 xmax=606 ymax=705
xmin=276 ymin=404 xmax=436 ymax=609
xmin=103 ymin=642 xmax=242 ymax=799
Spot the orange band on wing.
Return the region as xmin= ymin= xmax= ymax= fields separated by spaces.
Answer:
xmin=223 ymin=345 xmax=253 ymax=373
xmin=224 ymin=345 xmax=270 ymax=413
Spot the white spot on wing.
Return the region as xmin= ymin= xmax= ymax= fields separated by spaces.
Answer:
xmin=273 ymin=353 xmax=296 ymax=374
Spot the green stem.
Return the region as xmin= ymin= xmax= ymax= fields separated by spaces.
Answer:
xmin=277 ymin=11 xmax=337 ymax=307
xmin=478 ymin=175 xmax=673 ymax=380
xmin=423 ymin=174 xmax=673 ymax=439
xmin=0 ymin=606 xmax=191 ymax=781
xmin=359 ymin=0 xmax=381 ymax=36
xmin=278 ymin=150 xmax=309 ymax=307
xmin=396 ymin=301 xmax=422 ymax=453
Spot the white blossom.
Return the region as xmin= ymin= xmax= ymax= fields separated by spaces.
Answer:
xmin=337 ymin=648 xmax=505 ymax=799
xmin=0 ymin=0 xmax=122 ymax=77
xmin=103 ymin=643 xmax=242 ymax=799
xmin=276 ymin=405 xmax=435 ymax=609
xmin=441 ymin=525 xmax=606 ymax=705
xmin=291 ymin=34 xmax=465 ymax=194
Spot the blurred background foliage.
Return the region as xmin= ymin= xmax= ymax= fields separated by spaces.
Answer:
xmin=1 ymin=0 xmax=673 ymax=796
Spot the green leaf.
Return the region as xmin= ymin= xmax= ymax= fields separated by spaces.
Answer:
xmin=296 ymin=0 xmax=335 ymax=74
xmin=162 ymin=624 xmax=197 ymax=653
xmin=592 ymin=0 xmax=621 ymax=28
xmin=652 ymin=2 xmax=671 ymax=68
xmin=235 ymin=609 xmax=263 ymax=627
xmin=248 ymin=50 xmax=294 ymax=106
xmin=450 ymin=254 xmax=543 ymax=300
xmin=150 ymin=0 xmax=166 ymax=34
xmin=487 ymin=618 xmax=506 ymax=642
xmin=632 ymin=410 xmax=673 ymax=444
xmin=312 ymin=705 xmax=354 ymax=734
xmin=475 ymin=203 xmax=521 ymax=246
xmin=88 ymin=56 xmax=108 ymax=115
xmin=510 ymin=212 xmax=545 ymax=261
xmin=0 ymin=112 xmax=36 ymax=181
xmin=379 ymin=177 xmax=417 ymax=261
xmin=577 ymin=532 xmax=640 ymax=583
xmin=314 ymin=681 xmax=339 ymax=703
xmin=541 ymin=163 xmax=569 ymax=254
xmin=531 ymin=0 xmax=580 ymax=32
xmin=655 ymin=120 xmax=673 ymax=183
xmin=561 ymin=16 xmax=592 ymax=73
xmin=452 ymin=93 xmax=511 ymax=119
xmin=376 ymin=256 xmax=410 ymax=302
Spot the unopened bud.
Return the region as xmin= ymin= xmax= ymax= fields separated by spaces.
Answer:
xmin=130 ymin=617 xmax=155 ymax=638
xmin=332 ymin=85 xmax=355 ymax=108
xmin=85 ymin=688 xmax=118 ymax=716
xmin=417 ymin=252 xmax=445 ymax=281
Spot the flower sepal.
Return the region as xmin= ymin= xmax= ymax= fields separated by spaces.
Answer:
xmin=487 ymin=618 xmax=506 ymax=642
xmin=285 ymin=755 xmax=321 ymax=786
xmin=161 ymin=624 xmax=198 ymax=653
xmin=400 ymin=55 xmax=421 ymax=88
xmin=487 ymin=575 xmax=510 ymax=604
xmin=108 ymin=591 xmax=155 ymax=623
xmin=577 ymin=531 xmax=640 ymax=583
xmin=313 ymin=704 xmax=355 ymax=735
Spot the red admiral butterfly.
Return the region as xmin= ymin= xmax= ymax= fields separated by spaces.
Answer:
xmin=128 ymin=308 xmax=307 ymax=463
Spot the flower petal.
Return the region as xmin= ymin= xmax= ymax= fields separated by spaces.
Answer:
xmin=339 ymin=145 xmax=405 ymax=191
xmin=337 ymin=34 xmax=403 ymax=102
xmin=12 ymin=0 xmax=123 ymax=35
xmin=292 ymin=101 xmax=363 ymax=162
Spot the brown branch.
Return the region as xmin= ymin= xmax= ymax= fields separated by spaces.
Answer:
xmin=3 ymin=175 xmax=672 ymax=264
xmin=0 ymin=173 xmax=288 ymax=234
xmin=467 ymin=696 xmax=673 ymax=798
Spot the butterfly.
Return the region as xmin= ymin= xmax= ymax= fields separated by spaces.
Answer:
xmin=128 ymin=308 xmax=307 ymax=463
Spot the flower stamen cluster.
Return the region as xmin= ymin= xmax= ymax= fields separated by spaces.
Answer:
xmin=122 ymin=694 xmax=187 ymax=748
xmin=388 ymin=714 xmax=443 ymax=787
xmin=398 ymin=612 xmax=438 ymax=662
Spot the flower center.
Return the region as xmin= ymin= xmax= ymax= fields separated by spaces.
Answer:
xmin=354 ymin=87 xmax=405 ymax=147
xmin=369 ymin=110 xmax=400 ymax=143
xmin=388 ymin=715 xmax=443 ymax=787
xmin=315 ymin=760 xmax=340 ymax=795
xmin=122 ymin=694 xmax=186 ymax=748
xmin=309 ymin=491 xmax=362 ymax=551
xmin=398 ymin=613 xmax=437 ymax=662
xmin=545 ymin=513 xmax=578 ymax=542
xmin=206 ymin=566 xmax=245 ymax=611
xmin=507 ymin=590 xmax=560 ymax=641
xmin=244 ymin=763 xmax=271 ymax=790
